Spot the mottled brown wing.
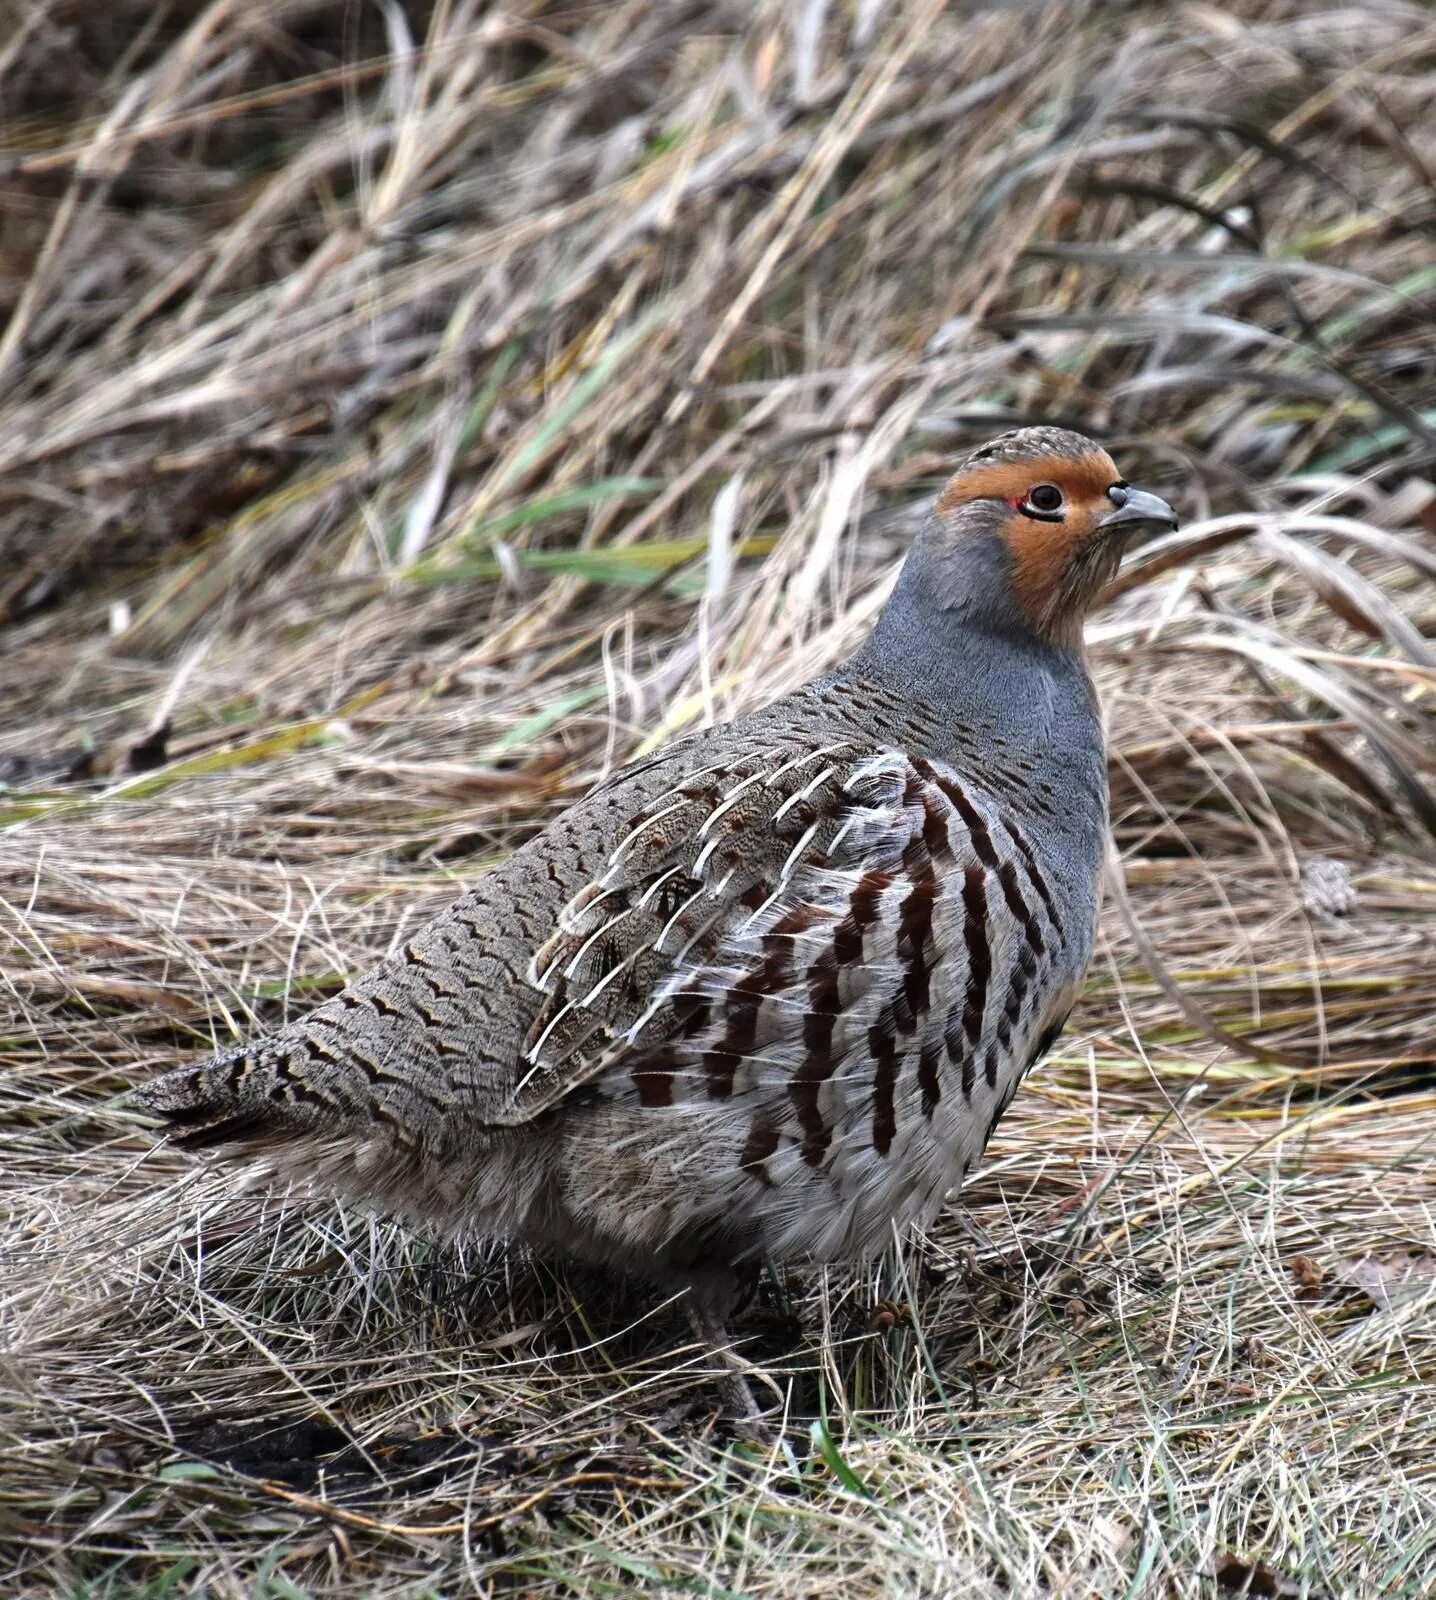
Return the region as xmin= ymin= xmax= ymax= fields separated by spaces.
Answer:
xmin=501 ymin=739 xmax=863 ymax=1120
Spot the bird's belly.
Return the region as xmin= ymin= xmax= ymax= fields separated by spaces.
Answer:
xmin=758 ymin=1040 xmax=1029 ymax=1263
xmin=561 ymin=985 xmax=1073 ymax=1271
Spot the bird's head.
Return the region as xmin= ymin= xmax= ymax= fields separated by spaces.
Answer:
xmin=925 ymin=426 xmax=1178 ymax=650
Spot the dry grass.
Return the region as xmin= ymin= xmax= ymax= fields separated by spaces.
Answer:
xmin=2 ymin=2 xmax=1435 ymax=1595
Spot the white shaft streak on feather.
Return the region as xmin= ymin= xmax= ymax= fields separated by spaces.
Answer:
xmin=696 ymin=767 xmax=770 ymax=837
xmin=622 ymin=986 xmax=673 ymax=1042
xmin=510 ymin=1053 xmax=549 ymax=1095
xmin=691 ymin=827 xmax=739 ymax=878
xmin=529 ymin=933 xmax=578 ymax=989
xmin=561 ymin=903 xmax=636 ymax=981
xmin=764 ymin=742 xmax=848 ymax=788
xmin=531 ymin=885 xmax=617 ymax=985
xmin=523 ymin=1001 xmax=573 ymax=1061
xmin=526 ymin=942 xmax=639 ymax=1064
xmin=778 ymin=820 xmax=821 ymax=883
xmin=576 ymin=953 xmax=639 ymax=1010
xmin=564 ymin=881 xmax=619 ymax=921
xmin=770 ymin=763 xmax=837 ymax=822
xmin=823 ymin=813 xmax=859 ymax=860
xmin=606 ymin=798 xmax=689 ymax=871
xmin=670 ymin=903 xmax=734 ymax=969
xmin=735 ymin=883 xmax=788 ymax=936
xmin=846 ymin=749 xmax=909 ymax=790
xmin=635 ymin=864 xmax=684 ymax=908
xmin=621 ymin=958 xmax=708 ymax=1041
xmin=654 ymin=883 xmax=709 ymax=952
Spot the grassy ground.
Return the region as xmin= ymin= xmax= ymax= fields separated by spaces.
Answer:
xmin=2 ymin=2 xmax=1435 ymax=1595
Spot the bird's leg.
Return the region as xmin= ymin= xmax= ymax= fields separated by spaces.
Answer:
xmin=685 ymin=1293 xmax=764 ymax=1428
xmin=684 ymin=1266 xmax=779 ymax=1437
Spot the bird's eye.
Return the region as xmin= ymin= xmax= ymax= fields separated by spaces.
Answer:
xmin=1021 ymin=483 xmax=1065 ymax=520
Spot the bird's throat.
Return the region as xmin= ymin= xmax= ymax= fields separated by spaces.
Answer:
xmin=847 ymin=533 xmax=1103 ymax=780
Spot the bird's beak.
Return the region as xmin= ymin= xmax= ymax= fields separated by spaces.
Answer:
xmin=1099 ymin=486 xmax=1178 ymax=535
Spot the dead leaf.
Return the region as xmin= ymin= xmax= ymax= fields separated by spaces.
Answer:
xmin=866 ymin=1298 xmax=912 ymax=1333
xmin=1290 ymin=1254 xmax=1324 ymax=1296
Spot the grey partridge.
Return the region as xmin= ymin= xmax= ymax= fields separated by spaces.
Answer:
xmin=136 ymin=426 xmax=1177 ymax=1421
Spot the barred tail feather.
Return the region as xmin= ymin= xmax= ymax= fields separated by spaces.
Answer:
xmin=133 ymin=1040 xmax=330 ymax=1154
xmin=133 ymin=1034 xmax=535 ymax=1243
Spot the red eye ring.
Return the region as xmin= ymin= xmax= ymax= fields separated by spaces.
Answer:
xmin=1016 ymin=483 xmax=1066 ymax=522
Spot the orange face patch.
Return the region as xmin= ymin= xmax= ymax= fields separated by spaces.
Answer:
xmin=935 ymin=448 xmax=1120 ymax=517
xmin=936 ymin=449 xmax=1123 ymax=644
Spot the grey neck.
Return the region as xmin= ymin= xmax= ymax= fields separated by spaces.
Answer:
xmin=842 ymin=527 xmax=1101 ymax=774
